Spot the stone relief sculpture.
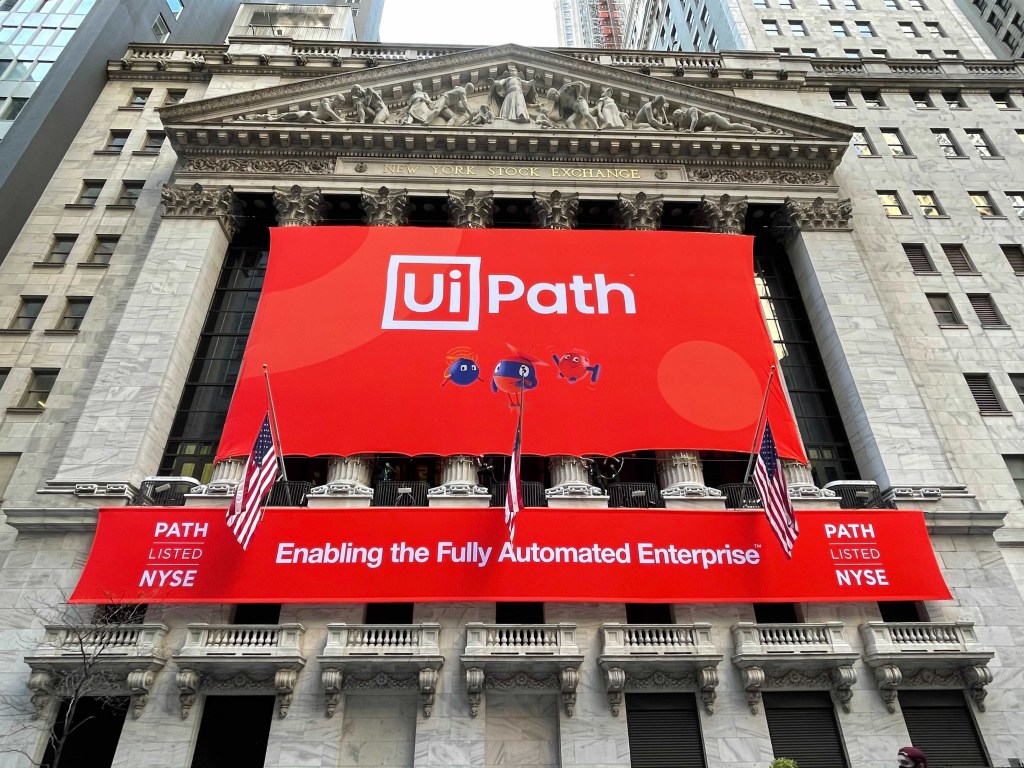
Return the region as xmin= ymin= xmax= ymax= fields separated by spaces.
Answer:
xmin=469 ymin=104 xmax=494 ymax=126
xmin=351 ymin=84 xmax=389 ymax=124
xmin=546 ymin=81 xmax=599 ymax=130
xmin=234 ymin=95 xmax=345 ymax=124
xmin=595 ymin=87 xmax=626 ymax=129
xmin=488 ymin=64 xmax=539 ymax=123
xmin=634 ymin=95 xmax=673 ymax=130
xmin=398 ymin=82 xmax=434 ymax=125
xmin=424 ymin=83 xmax=475 ymax=126
xmin=671 ymin=106 xmax=783 ymax=135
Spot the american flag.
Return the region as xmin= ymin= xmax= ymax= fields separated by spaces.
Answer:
xmin=226 ymin=413 xmax=278 ymax=550
xmin=752 ymin=421 xmax=799 ymax=558
xmin=504 ymin=416 xmax=523 ymax=542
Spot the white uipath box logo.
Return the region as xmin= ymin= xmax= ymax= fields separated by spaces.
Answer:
xmin=382 ymin=254 xmax=637 ymax=331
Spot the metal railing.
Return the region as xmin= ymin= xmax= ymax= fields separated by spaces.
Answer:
xmin=718 ymin=483 xmax=761 ymax=509
xmin=824 ymin=481 xmax=897 ymax=509
xmin=266 ymin=480 xmax=312 ymax=507
xmin=372 ymin=480 xmax=430 ymax=507
xmin=608 ymin=482 xmax=664 ymax=508
xmin=488 ymin=481 xmax=547 ymax=507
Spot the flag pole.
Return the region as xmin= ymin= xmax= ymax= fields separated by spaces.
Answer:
xmin=742 ymin=365 xmax=776 ymax=484
xmin=262 ymin=364 xmax=289 ymax=483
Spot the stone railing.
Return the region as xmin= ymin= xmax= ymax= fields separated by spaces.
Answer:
xmin=733 ymin=621 xmax=854 ymax=655
xmin=464 ymin=622 xmax=579 ymax=656
xmin=322 ymin=623 xmax=441 ymax=657
xmin=860 ymin=621 xmax=982 ymax=654
xmin=35 ymin=623 xmax=168 ymax=656
xmin=601 ymin=623 xmax=717 ymax=656
xmin=179 ymin=623 xmax=304 ymax=657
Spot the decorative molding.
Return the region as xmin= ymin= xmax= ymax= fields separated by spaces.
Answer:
xmin=694 ymin=193 xmax=748 ymax=234
xmin=361 ymin=186 xmax=409 ymax=226
xmin=614 ymin=191 xmax=663 ymax=230
xmin=531 ymin=190 xmax=579 ymax=229
xmin=160 ymin=183 xmax=242 ymax=238
xmin=772 ymin=196 xmax=854 ymax=240
xmin=446 ymin=189 xmax=494 ymax=228
xmin=185 ymin=157 xmax=334 ymax=174
xmin=273 ymin=185 xmax=328 ymax=226
xmin=689 ymin=167 xmax=828 ymax=185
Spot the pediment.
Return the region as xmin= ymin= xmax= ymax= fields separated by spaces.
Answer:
xmin=161 ymin=43 xmax=853 ymax=167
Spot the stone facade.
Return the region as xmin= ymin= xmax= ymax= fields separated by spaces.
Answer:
xmin=0 ymin=32 xmax=1023 ymax=768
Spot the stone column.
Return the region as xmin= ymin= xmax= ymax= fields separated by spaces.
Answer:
xmin=782 ymin=458 xmax=839 ymax=509
xmin=694 ymin=193 xmax=748 ymax=234
xmin=49 ymin=184 xmax=240 ymax=492
xmin=428 ymin=455 xmax=490 ymax=507
xmin=531 ymin=192 xmax=607 ymax=507
xmin=614 ymin=191 xmax=663 ymax=230
xmin=361 ymin=185 xmax=409 ymax=226
xmin=307 ymin=455 xmax=375 ymax=508
xmin=656 ymin=450 xmax=724 ymax=510
xmin=446 ymin=188 xmax=494 ymax=228
xmin=272 ymin=184 xmax=327 ymax=227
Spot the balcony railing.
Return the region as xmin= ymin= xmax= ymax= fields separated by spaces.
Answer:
xmin=322 ymin=623 xmax=441 ymax=657
xmin=32 ymin=622 xmax=169 ymax=659
xmin=601 ymin=622 xmax=716 ymax=656
xmin=860 ymin=621 xmax=989 ymax=656
xmin=178 ymin=623 xmax=304 ymax=657
xmin=608 ymin=482 xmax=665 ymax=508
xmin=371 ymin=480 xmax=429 ymax=507
xmin=718 ymin=483 xmax=761 ymax=509
xmin=464 ymin=622 xmax=580 ymax=656
xmin=733 ymin=622 xmax=853 ymax=654
xmin=824 ymin=481 xmax=897 ymax=510
xmin=488 ymin=481 xmax=547 ymax=507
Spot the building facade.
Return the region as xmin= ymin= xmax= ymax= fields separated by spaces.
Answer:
xmin=0 ymin=16 xmax=1023 ymax=768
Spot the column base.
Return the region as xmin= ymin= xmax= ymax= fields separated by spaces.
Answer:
xmin=306 ymin=482 xmax=374 ymax=508
xmin=184 ymin=482 xmax=235 ymax=508
xmin=661 ymin=484 xmax=725 ymax=510
xmin=546 ymin=482 xmax=609 ymax=509
xmin=428 ymin=483 xmax=491 ymax=508
xmin=789 ymin=484 xmax=841 ymax=509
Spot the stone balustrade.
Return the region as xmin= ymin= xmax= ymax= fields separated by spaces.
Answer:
xmin=322 ymin=622 xmax=441 ymax=657
xmin=179 ymin=623 xmax=304 ymax=656
xmin=464 ymin=622 xmax=579 ymax=656
xmin=601 ymin=622 xmax=717 ymax=656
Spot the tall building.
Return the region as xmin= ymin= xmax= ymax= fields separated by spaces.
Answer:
xmin=555 ymin=0 xmax=627 ymax=48
xmin=0 ymin=2 xmax=1023 ymax=768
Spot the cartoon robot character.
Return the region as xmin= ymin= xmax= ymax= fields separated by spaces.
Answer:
xmin=442 ymin=347 xmax=481 ymax=387
xmin=552 ymin=349 xmax=601 ymax=384
xmin=491 ymin=346 xmax=543 ymax=407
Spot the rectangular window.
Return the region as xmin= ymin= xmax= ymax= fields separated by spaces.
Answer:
xmin=128 ymin=89 xmax=151 ymax=108
xmin=844 ymin=0 xmax=859 ymax=7
xmin=910 ymin=90 xmax=933 ymax=108
xmin=856 ymin=21 xmax=874 ymax=36
xmin=881 ymin=129 xmax=910 ymax=156
xmin=830 ymin=20 xmax=848 ymax=36
xmin=10 ymin=297 xmax=44 ymax=330
xmin=17 ymin=369 xmax=58 ymax=409
xmin=942 ymin=48 xmax=960 ymax=57
xmin=754 ymin=0 xmax=768 ymax=8
xmin=851 ymin=130 xmax=875 ymax=155
xmin=1000 ymin=244 xmax=1024 ymax=273
xmin=830 ymin=89 xmax=852 ymax=106
xmin=90 ymin=235 xmax=119 ymax=265
xmin=802 ymin=47 xmax=819 ymax=55
xmin=884 ymin=0 xmax=901 ymax=8
xmin=764 ymin=692 xmax=849 ymax=768
xmin=789 ymin=20 xmax=807 ymax=35
xmin=1005 ymin=192 xmax=1024 ymax=218
xmin=903 ymin=243 xmax=937 ymax=273
xmin=818 ymin=0 xmax=833 ymax=7
xmin=75 ymin=180 xmax=104 ymax=206
xmin=115 ymin=181 xmax=144 ymax=206
xmin=942 ymin=244 xmax=978 ymax=274
xmin=942 ymin=89 xmax=966 ymax=108
xmin=878 ymin=191 xmax=907 ymax=216
xmin=964 ymin=373 xmax=1008 ymax=414
xmin=44 ymin=234 xmax=76 ymax=265
xmin=102 ymin=130 xmax=130 ymax=152
xmin=932 ymin=129 xmax=963 ymax=157
xmin=763 ymin=20 xmax=781 ymax=35
xmin=152 ymin=13 xmax=170 ymax=43
xmin=915 ymin=191 xmax=943 ymax=216
xmin=965 ymin=129 xmax=997 ymax=157
xmin=900 ymin=690 xmax=991 ymax=766
xmin=909 ymin=0 xmax=926 ymax=6
xmin=41 ymin=697 xmax=129 ymax=768
xmin=899 ymin=21 xmax=919 ymax=37
xmin=142 ymin=131 xmax=165 ymax=151
xmin=918 ymin=48 xmax=936 ymax=58
xmin=165 ymin=0 xmax=184 ymax=17
xmin=55 ymin=297 xmax=90 ymax=331
xmin=164 ymin=89 xmax=187 ymax=106
xmin=991 ymin=90 xmax=1015 ymax=108
xmin=626 ymin=693 xmax=707 ymax=768
xmin=968 ymin=294 xmax=1007 ymax=326
xmin=1005 ymin=455 xmax=1024 ymax=497
xmin=970 ymin=192 xmax=999 ymax=217
xmin=190 ymin=696 xmax=274 ymax=768
xmin=927 ymin=293 xmax=963 ymax=325
xmin=871 ymin=47 xmax=888 ymax=56
xmin=925 ymin=21 xmax=946 ymax=36
xmin=861 ymin=89 xmax=884 ymax=106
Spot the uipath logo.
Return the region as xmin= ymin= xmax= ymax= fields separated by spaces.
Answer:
xmin=382 ymin=254 xmax=636 ymax=331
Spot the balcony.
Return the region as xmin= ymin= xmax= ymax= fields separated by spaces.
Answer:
xmin=460 ymin=623 xmax=584 ymax=716
xmin=25 ymin=623 xmax=169 ymax=718
xmin=172 ymin=623 xmax=306 ymax=718
xmin=859 ymin=621 xmax=994 ymax=712
xmin=823 ymin=481 xmax=897 ymax=509
xmin=317 ymin=623 xmax=444 ymax=717
xmin=597 ymin=623 xmax=722 ymax=715
xmin=731 ymin=622 xmax=859 ymax=713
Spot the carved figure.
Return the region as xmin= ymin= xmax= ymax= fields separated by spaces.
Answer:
xmin=399 ymin=82 xmax=434 ymax=125
xmin=533 ymin=108 xmax=556 ymax=128
xmin=423 ymin=83 xmax=475 ymax=126
xmin=546 ymin=81 xmax=599 ymax=130
xmin=469 ymin=104 xmax=494 ymax=126
xmin=351 ymin=84 xmax=389 ymax=124
xmin=488 ymin=64 xmax=538 ymax=123
xmin=235 ymin=95 xmax=345 ymax=124
xmin=633 ymin=95 xmax=672 ymax=130
xmin=595 ymin=87 xmax=626 ymax=129
xmin=671 ymin=106 xmax=781 ymax=135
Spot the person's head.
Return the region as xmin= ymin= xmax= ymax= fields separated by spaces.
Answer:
xmin=898 ymin=747 xmax=927 ymax=768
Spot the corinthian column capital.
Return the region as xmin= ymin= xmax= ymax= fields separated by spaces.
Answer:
xmin=693 ymin=193 xmax=748 ymax=234
xmin=273 ymin=185 xmax=327 ymax=226
xmin=161 ymin=183 xmax=242 ymax=238
xmin=361 ymin=186 xmax=409 ymax=226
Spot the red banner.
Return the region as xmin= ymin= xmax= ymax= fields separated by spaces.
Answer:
xmin=70 ymin=507 xmax=949 ymax=604
xmin=215 ymin=227 xmax=806 ymax=461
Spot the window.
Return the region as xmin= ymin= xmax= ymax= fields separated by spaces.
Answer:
xmin=1018 ymin=129 xmax=1024 ymax=145
xmin=801 ymin=47 xmax=819 ymax=55
xmin=932 ymin=130 xmax=963 ymax=157
xmin=903 ymin=243 xmax=937 ymax=273
xmin=754 ymin=603 xmax=800 ymax=622
xmin=870 ymin=47 xmax=888 ymax=56
xmin=190 ymin=696 xmax=274 ymax=768
xmin=364 ymin=602 xmax=413 ymax=623
xmin=818 ymin=0 xmax=833 ymax=7
xmin=165 ymin=0 xmax=184 ymax=17
xmin=830 ymin=20 xmax=848 ymax=36
xmin=763 ymin=20 xmax=781 ymax=35
xmin=44 ymin=235 xmax=76 ymax=265
xmin=878 ymin=191 xmax=907 ymax=216
xmin=0 ymin=369 xmax=7 ymax=391
xmin=878 ymin=601 xmax=925 ymax=622
xmin=9 ymin=297 xmax=44 ymax=330
xmin=73 ymin=180 xmax=104 ymax=207
xmin=970 ymin=192 xmax=999 ymax=217
xmin=991 ymin=90 xmax=1015 ymax=108
xmin=884 ymin=0 xmax=901 ymax=8
xmin=927 ymin=294 xmax=963 ymax=325
xmin=846 ymin=47 xmax=861 ymax=57
xmin=942 ymin=244 xmax=978 ymax=274
xmin=17 ymin=369 xmax=58 ymax=409
xmin=775 ymin=46 xmax=791 ymax=54
xmin=844 ymin=0 xmax=859 ymax=7
xmin=114 ymin=181 xmax=144 ymax=206
xmin=41 ymin=696 xmax=129 ymax=768
xmin=915 ymin=191 xmax=943 ymax=216
xmin=754 ymin=0 xmax=768 ymax=7
xmin=151 ymin=13 xmax=170 ymax=43
xmin=851 ymin=130 xmax=875 ymax=155
xmin=925 ymin=21 xmax=946 ymax=37
xmin=164 ymin=89 xmax=187 ymax=106
xmin=856 ymin=21 xmax=874 ymax=36
xmin=964 ymin=373 xmax=1008 ymax=414
xmin=910 ymin=90 xmax=933 ymax=108
xmin=899 ymin=21 xmax=919 ymax=37
xmin=55 ymin=298 xmax=90 ymax=331
xmin=965 ymin=129 xmax=997 ymax=157
xmin=142 ymin=131 xmax=165 ymax=152
xmin=128 ymin=89 xmax=151 ymax=108
xmin=861 ymin=89 xmax=884 ymax=106
xmin=764 ymin=693 xmax=849 ymax=768
xmin=830 ymin=89 xmax=852 ymax=106
xmin=789 ymin=20 xmax=807 ymax=35
xmin=917 ymin=48 xmax=936 ymax=58
xmin=1006 ymin=192 xmax=1024 ymax=218
xmin=626 ymin=603 xmax=674 ymax=623
xmin=233 ymin=604 xmax=281 ymax=624
xmin=942 ymin=89 xmax=965 ymax=108
xmin=968 ymin=294 xmax=1007 ymax=326
xmin=909 ymin=0 xmax=926 ymax=6
xmin=881 ymin=129 xmax=910 ymax=156
xmin=1 ymin=97 xmax=28 ymax=120
xmin=90 ymin=235 xmax=119 ymax=265
xmin=1000 ymin=244 xmax=1024 ymax=273
xmin=1005 ymin=455 xmax=1024 ymax=496
xmin=900 ymin=691 xmax=991 ymax=767
xmin=102 ymin=130 xmax=130 ymax=152
xmin=626 ymin=694 xmax=706 ymax=768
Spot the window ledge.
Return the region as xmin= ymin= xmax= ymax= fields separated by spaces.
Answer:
xmin=980 ymin=215 xmax=1008 ymax=220
xmin=981 ymin=411 xmax=1013 ymax=416
xmin=938 ymin=323 xmax=968 ymax=329
xmin=923 ymin=215 xmax=951 ymax=219
xmin=913 ymin=270 xmax=942 ymax=276
xmin=833 ymin=104 xmax=857 ymax=109
xmin=5 ymin=407 xmax=44 ymax=415
xmin=131 ymin=150 xmax=161 ymax=157
xmin=76 ymin=262 xmax=110 ymax=270
xmin=31 ymin=261 xmax=66 ymax=269
xmin=945 ymin=155 xmax=969 ymax=160
xmin=93 ymin=150 xmax=122 ymax=156
xmin=44 ymin=329 xmax=80 ymax=336
xmin=893 ymin=154 xmax=918 ymax=159
xmin=997 ymin=107 xmax=1021 ymax=111
xmin=118 ymin=105 xmax=145 ymax=111
xmin=915 ymin=106 xmax=940 ymax=110
xmin=0 ymin=329 xmax=31 ymax=336
xmin=980 ymin=324 xmax=1011 ymax=329
xmin=979 ymin=155 xmax=1004 ymax=160
xmin=104 ymin=204 xmax=137 ymax=211
xmin=63 ymin=203 xmax=95 ymax=210
xmin=952 ymin=271 xmax=982 ymax=276
xmin=858 ymin=153 xmax=882 ymax=158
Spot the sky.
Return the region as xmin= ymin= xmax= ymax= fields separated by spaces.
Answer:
xmin=378 ymin=0 xmax=559 ymax=47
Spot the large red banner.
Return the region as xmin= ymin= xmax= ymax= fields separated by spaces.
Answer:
xmin=70 ymin=507 xmax=949 ymax=604
xmin=215 ymin=227 xmax=806 ymax=461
